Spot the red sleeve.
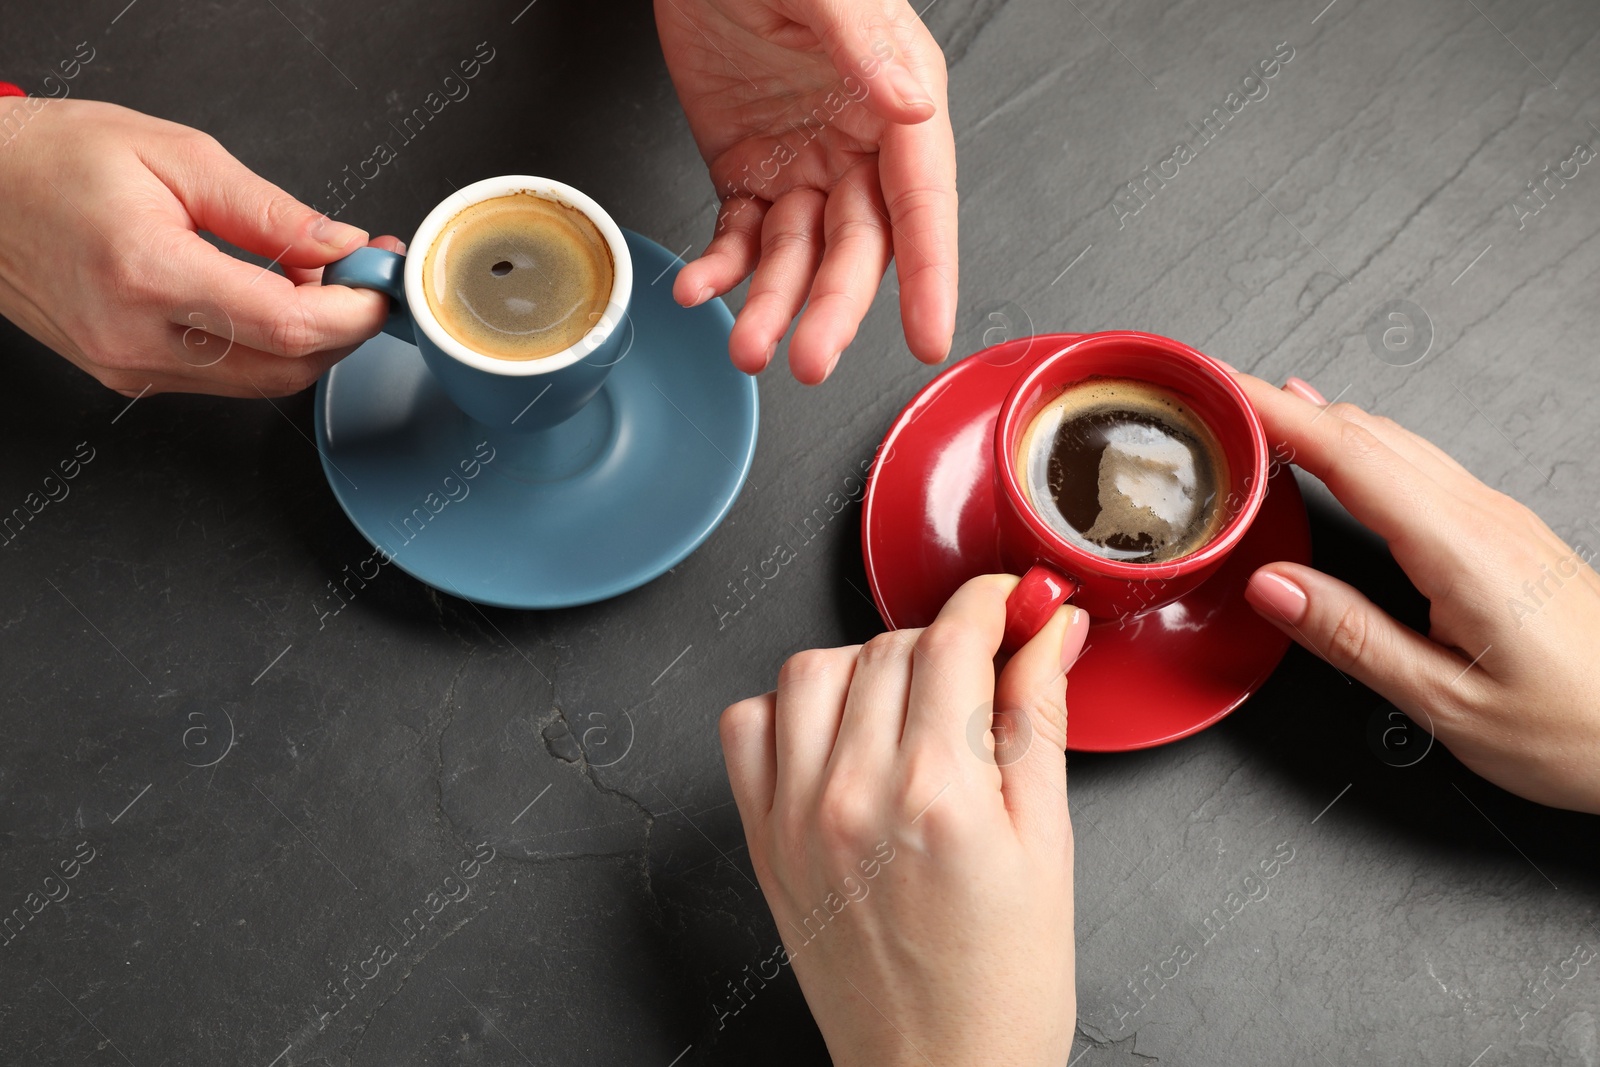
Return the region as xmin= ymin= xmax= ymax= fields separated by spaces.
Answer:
xmin=0 ymin=82 xmax=25 ymax=98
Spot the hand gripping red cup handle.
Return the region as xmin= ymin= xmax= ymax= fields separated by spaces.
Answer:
xmin=1002 ymin=564 xmax=1078 ymax=653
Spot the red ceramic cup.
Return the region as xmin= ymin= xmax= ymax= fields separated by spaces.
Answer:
xmin=994 ymin=331 xmax=1268 ymax=649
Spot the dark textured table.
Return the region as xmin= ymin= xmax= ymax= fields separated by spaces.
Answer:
xmin=4 ymin=1 xmax=1600 ymax=1064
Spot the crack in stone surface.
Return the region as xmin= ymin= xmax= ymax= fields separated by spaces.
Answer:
xmin=430 ymin=648 xmax=476 ymax=841
xmin=535 ymin=702 xmax=661 ymax=915
xmin=538 ymin=702 xmax=657 ymax=825
xmin=1073 ymin=1023 xmax=1160 ymax=1063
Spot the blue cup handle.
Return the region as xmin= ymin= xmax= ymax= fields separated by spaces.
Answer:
xmin=323 ymin=246 xmax=414 ymax=345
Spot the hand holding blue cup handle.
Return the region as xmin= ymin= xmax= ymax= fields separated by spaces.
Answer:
xmin=323 ymin=247 xmax=415 ymax=345
xmin=318 ymin=175 xmax=634 ymax=434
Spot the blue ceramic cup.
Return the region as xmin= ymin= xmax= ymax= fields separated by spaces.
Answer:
xmin=322 ymin=175 xmax=634 ymax=433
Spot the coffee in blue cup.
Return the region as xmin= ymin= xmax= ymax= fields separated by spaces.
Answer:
xmin=322 ymin=175 xmax=634 ymax=433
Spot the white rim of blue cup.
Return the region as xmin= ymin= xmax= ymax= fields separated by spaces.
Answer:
xmin=402 ymin=174 xmax=635 ymax=377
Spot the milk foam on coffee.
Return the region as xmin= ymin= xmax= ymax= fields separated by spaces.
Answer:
xmin=1021 ymin=377 xmax=1229 ymax=563
xmin=422 ymin=192 xmax=614 ymax=361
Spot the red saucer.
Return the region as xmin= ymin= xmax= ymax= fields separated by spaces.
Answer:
xmin=861 ymin=334 xmax=1313 ymax=752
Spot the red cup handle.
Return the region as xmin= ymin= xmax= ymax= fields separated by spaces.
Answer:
xmin=1003 ymin=563 xmax=1079 ymax=652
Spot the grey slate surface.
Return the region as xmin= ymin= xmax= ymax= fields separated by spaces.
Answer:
xmin=3 ymin=0 xmax=1600 ymax=1064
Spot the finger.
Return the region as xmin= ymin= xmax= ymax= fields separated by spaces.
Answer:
xmin=1244 ymin=563 xmax=1474 ymax=721
xmin=1233 ymin=373 xmax=1466 ymax=569
xmin=108 ymin=350 xmax=338 ymax=401
xmin=899 ymin=574 xmax=1018 ymax=759
xmin=721 ymin=693 xmax=779 ymax=823
xmin=773 ymin=646 xmax=861 ymax=809
xmin=992 ymin=605 xmax=1088 ymax=841
xmin=163 ymin=232 xmax=390 ymax=359
xmin=1343 ymin=410 xmax=1475 ymax=483
xmin=95 ymin=367 xmax=213 ymax=400
xmin=1280 ymin=375 xmax=1326 ymax=406
xmin=1325 ymin=402 xmax=1481 ymax=501
xmin=879 ymin=98 xmax=957 ymax=364
xmin=1281 ymin=376 xmax=1477 ymax=488
xmin=674 ymin=198 xmax=768 ymax=310
xmin=285 ymin=234 xmax=407 ymax=286
xmin=728 ymin=189 xmax=827 ymax=377
xmin=788 ymin=164 xmax=893 ymax=383
xmin=146 ymin=133 xmax=368 ymax=267
xmin=826 ymin=628 xmax=919 ymax=781
xmin=805 ymin=0 xmax=939 ymax=123
xmin=162 ymin=325 xmax=354 ymax=398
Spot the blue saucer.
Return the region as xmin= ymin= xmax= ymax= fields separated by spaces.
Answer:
xmin=312 ymin=230 xmax=759 ymax=609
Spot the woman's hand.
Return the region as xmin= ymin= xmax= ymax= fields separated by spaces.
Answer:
xmin=719 ymin=575 xmax=1088 ymax=1066
xmin=0 ymin=99 xmax=402 ymax=398
xmin=1238 ymin=373 xmax=1600 ymax=814
xmin=655 ymin=0 xmax=956 ymax=384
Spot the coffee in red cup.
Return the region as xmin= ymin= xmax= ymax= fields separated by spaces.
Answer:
xmin=993 ymin=331 xmax=1268 ymax=644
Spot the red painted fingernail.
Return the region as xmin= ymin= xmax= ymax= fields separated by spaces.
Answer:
xmin=1245 ymin=572 xmax=1308 ymax=625
xmin=1284 ymin=377 xmax=1327 ymax=406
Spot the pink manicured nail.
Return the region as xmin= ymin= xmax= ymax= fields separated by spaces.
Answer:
xmin=1245 ymin=572 xmax=1308 ymax=625
xmin=1284 ymin=377 xmax=1327 ymax=406
xmin=1061 ymin=607 xmax=1089 ymax=671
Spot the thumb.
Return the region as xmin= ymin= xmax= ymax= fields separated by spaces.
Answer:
xmin=1245 ymin=563 xmax=1468 ymax=720
xmin=991 ymin=604 xmax=1088 ymax=839
xmin=809 ymin=0 xmax=939 ymax=123
xmin=152 ymin=135 xmax=368 ymax=268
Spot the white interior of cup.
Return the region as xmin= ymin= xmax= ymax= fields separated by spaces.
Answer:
xmin=402 ymin=174 xmax=634 ymax=377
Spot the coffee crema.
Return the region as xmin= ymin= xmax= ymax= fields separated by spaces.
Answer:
xmin=1020 ymin=377 xmax=1229 ymax=563
xmin=422 ymin=192 xmax=614 ymax=361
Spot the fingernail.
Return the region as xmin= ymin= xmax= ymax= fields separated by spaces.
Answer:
xmin=824 ymin=351 xmax=843 ymax=378
xmin=394 ymin=239 xmax=408 ymax=255
xmin=312 ymin=215 xmax=366 ymax=251
xmin=762 ymin=342 xmax=777 ymax=369
xmin=890 ymin=64 xmax=934 ymax=112
xmin=1060 ymin=607 xmax=1089 ymax=672
xmin=1245 ymin=572 xmax=1308 ymax=626
xmin=1214 ymin=358 xmax=1237 ymax=372
xmin=1283 ymin=377 xmax=1327 ymax=406
xmin=691 ymin=286 xmax=713 ymax=308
